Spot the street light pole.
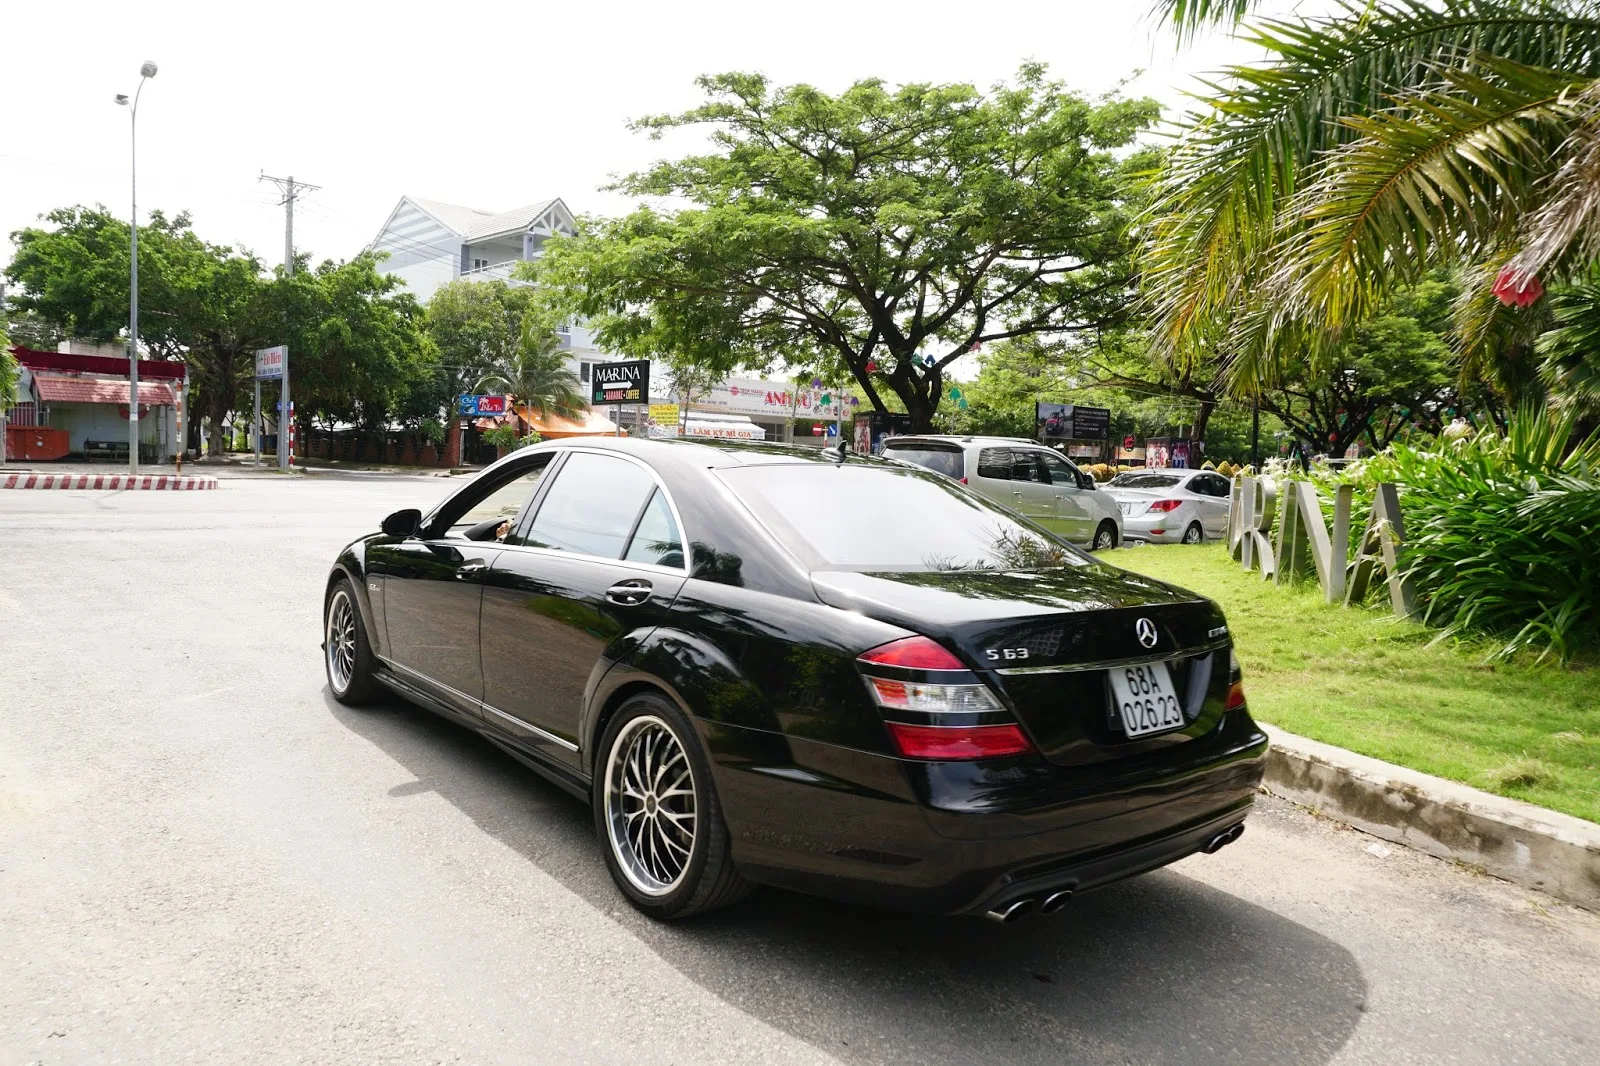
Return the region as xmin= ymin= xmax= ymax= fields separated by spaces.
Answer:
xmin=116 ymin=61 xmax=158 ymax=476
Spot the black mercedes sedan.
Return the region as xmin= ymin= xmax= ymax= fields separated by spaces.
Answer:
xmin=322 ymin=438 xmax=1267 ymax=922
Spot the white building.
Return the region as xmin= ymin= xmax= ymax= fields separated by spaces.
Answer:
xmin=368 ymin=195 xmax=610 ymax=389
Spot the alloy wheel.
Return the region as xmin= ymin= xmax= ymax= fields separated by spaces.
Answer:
xmin=326 ymin=589 xmax=356 ymax=693
xmin=603 ymin=715 xmax=697 ymax=896
xmin=1094 ymin=526 xmax=1115 ymax=551
xmin=1183 ymin=523 xmax=1203 ymax=545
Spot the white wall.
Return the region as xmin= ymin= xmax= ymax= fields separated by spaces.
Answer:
xmin=371 ymin=199 xmax=462 ymax=303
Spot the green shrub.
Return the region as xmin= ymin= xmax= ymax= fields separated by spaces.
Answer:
xmin=1306 ymin=407 xmax=1599 ymax=661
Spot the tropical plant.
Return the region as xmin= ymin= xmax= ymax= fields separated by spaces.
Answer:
xmin=0 ymin=323 xmax=16 ymax=407
xmin=1144 ymin=0 xmax=1600 ymax=409
xmin=1305 ymin=405 xmax=1600 ymax=660
xmin=472 ymin=317 xmax=585 ymax=422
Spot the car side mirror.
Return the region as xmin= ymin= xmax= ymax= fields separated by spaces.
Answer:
xmin=1078 ymin=473 xmax=1096 ymax=491
xmin=381 ymin=508 xmax=422 ymax=537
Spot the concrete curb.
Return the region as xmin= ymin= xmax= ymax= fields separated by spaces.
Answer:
xmin=1 ymin=472 xmax=219 ymax=491
xmin=1261 ymin=724 xmax=1600 ymax=911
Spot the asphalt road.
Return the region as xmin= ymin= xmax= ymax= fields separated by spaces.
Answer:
xmin=2 ymin=474 xmax=1597 ymax=1066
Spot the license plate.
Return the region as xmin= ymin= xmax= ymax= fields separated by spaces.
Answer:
xmin=1108 ymin=661 xmax=1185 ymax=738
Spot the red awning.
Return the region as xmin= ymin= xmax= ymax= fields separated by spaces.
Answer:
xmin=9 ymin=345 xmax=187 ymax=381
xmin=32 ymin=373 xmax=177 ymax=406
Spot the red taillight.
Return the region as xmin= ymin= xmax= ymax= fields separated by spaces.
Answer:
xmin=857 ymin=636 xmax=967 ymax=671
xmin=884 ymin=722 xmax=1032 ymax=760
xmin=1226 ymin=681 xmax=1246 ymax=711
xmin=959 ymin=476 xmax=969 ymax=484
xmin=1147 ymin=499 xmax=1184 ymax=513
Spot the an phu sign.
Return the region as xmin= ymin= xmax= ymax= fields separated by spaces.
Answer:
xmin=1225 ymin=475 xmax=1417 ymax=620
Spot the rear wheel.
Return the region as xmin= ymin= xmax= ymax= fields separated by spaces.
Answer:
xmin=1182 ymin=522 xmax=1204 ymax=545
xmin=1091 ymin=520 xmax=1118 ymax=552
xmin=325 ymin=578 xmax=381 ymax=704
xmin=595 ymin=693 xmax=750 ymax=919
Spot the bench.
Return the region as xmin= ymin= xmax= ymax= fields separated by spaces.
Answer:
xmin=84 ymin=440 xmax=131 ymax=461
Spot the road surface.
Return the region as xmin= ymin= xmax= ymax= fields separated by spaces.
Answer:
xmin=2 ymin=474 xmax=1597 ymax=1065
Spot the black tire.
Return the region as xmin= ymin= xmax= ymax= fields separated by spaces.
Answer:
xmin=324 ymin=577 xmax=382 ymax=705
xmin=1092 ymin=520 xmax=1119 ymax=552
xmin=1182 ymin=522 xmax=1204 ymax=545
xmin=594 ymin=692 xmax=750 ymax=919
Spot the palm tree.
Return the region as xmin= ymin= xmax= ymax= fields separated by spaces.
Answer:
xmin=473 ymin=317 xmax=587 ymax=427
xmin=1143 ymin=0 xmax=1600 ymax=413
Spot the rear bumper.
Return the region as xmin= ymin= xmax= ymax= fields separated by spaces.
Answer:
xmin=704 ymin=712 xmax=1269 ymax=916
xmin=1120 ymin=514 xmax=1194 ymax=543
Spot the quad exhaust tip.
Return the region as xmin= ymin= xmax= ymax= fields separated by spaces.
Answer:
xmin=1040 ymin=889 xmax=1074 ymax=914
xmin=985 ymin=897 xmax=1039 ymax=924
xmin=1202 ymin=823 xmax=1246 ymax=854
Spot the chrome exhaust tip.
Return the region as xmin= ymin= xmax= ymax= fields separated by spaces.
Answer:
xmin=1040 ymin=889 xmax=1074 ymax=914
xmin=985 ymin=897 xmax=1039 ymax=924
xmin=1203 ymin=823 xmax=1246 ymax=854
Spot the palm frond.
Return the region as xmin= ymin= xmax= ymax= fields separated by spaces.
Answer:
xmin=1143 ymin=0 xmax=1600 ymax=357
xmin=1271 ymin=58 xmax=1587 ymax=336
xmin=1148 ymin=0 xmax=1263 ymax=44
xmin=1452 ymin=257 xmax=1552 ymax=400
xmin=1535 ymin=268 xmax=1600 ymax=411
xmin=1507 ymin=80 xmax=1600 ymax=279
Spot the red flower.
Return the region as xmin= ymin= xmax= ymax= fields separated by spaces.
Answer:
xmin=1492 ymin=267 xmax=1544 ymax=307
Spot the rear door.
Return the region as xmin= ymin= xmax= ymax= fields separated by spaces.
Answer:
xmin=1190 ymin=474 xmax=1233 ymax=535
xmin=479 ymin=451 xmax=688 ymax=766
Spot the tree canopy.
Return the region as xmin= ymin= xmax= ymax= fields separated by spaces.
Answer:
xmin=6 ymin=206 xmax=434 ymax=452
xmin=536 ymin=65 xmax=1160 ymax=431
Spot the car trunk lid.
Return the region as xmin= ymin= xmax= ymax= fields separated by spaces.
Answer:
xmin=812 ymin=566 xmax=1233 ymax=767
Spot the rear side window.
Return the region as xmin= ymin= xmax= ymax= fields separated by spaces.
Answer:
xmin=882 ymin=443 xmax=964 ymax=480
xmin=624 ymin=488 xmax=685 ymax=569
xmin=719 ymin=463 xmax=1088 ymax=572
xmin=976 ymin=447 xmax=1012 ymax=480
xmin=526 ymin=452 xmax=656 ymax=559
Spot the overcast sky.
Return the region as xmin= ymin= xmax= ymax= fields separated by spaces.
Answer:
xmin=2 ymin=0 xmax=1305 ymax=277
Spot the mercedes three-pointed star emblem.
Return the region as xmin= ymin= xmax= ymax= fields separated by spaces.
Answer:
xmin=1135 ymin=617 xmax=1158 ymax=649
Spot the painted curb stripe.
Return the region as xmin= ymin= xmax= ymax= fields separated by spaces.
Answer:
xmin=0 ymin=472 xmax=218 ymax=490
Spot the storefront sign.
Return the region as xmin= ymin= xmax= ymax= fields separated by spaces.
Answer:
xmin=686 ymin=377 xmax=847 ymax=420
xmin=592 ymin=360 xmax=650 ymax=404
xmin=457 ymin=394 xmax=508 ymax=416
xmin=648 ymin=403 xmax=681 ymax=425
xmin=254 ymin=345 xmax=286 ymax=381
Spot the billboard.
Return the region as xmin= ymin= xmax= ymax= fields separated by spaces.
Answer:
xmin=592 ymin=360 xmax=651 ymax=404
xmin=254 ymin=345 xmax=286 ymax=381
xmin=1036 ymin=402 xmax=1109 ymax=441
xmin=683 ymin=376 xmax=852 ymax=421
xmin=456 ymin=394 xmax=508 ymax=416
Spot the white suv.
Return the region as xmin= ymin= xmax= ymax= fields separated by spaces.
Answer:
xmin=882 ymin=435 xmax=1124 ymax=550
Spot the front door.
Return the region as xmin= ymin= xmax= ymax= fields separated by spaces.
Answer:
xmin=1037 ymin=451 xmax=1093 ymax=542
xmin=367 ymin=456 xmax=554 ymax=713
xmin=480 ymin=452 xmax=688 ymax=767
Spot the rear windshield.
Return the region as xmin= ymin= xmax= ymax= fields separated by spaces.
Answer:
xmin=718 ymin=463 xmax=1087 ymax=572
xmin=1110 ymin=472 xmax=1182 ymax=489
xmin=881 ymin=443 xmax=964 ymax=479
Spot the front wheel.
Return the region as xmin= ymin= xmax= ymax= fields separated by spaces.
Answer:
xmin=325 ymin=578 xmax=381 ymax=704
xmin=1091 ymin=520 xmax=1119 ymax=552
xmin=595 ymin=693 xmax=750 ymax=919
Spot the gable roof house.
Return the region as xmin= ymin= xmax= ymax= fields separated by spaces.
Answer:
xmin=368 ymin=195 xmax=614 ymax=392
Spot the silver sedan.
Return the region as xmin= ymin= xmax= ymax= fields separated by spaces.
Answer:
xmin=1104 ymin=468 xmax=1233 ymax=545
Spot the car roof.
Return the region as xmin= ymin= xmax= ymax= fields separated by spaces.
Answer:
xmin=886 ymin=434 xmax=1041 ymax=447
xmin=526 ymin=435 xmax=898 ymax=469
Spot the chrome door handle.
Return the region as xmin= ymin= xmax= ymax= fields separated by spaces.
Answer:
xmin=606 ymin=579 xmax=653 ymax=606
xmin=455 ymin=561 xmax=490 ymax=580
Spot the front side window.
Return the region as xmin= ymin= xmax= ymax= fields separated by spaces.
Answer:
xmin=525 ymin=452 xmax=657 ymax=558
xmin=720 ymin=463 xmax=1088 ymax=572
xmin=1038 ymin=452 xmax=1080 ymax=487
xmin=446 ymin=460 xmax=550 ymax=537
xmin=624 ymin=488 xmax=685 ymax=569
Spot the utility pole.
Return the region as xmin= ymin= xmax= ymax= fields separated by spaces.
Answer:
xmin=259 ymin=172 xmax=318 ymax=470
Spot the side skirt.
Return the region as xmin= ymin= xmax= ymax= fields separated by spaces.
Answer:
xmin=374 ymin=667 xmax=591 ymax=802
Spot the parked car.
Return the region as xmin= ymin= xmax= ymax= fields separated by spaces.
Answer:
xmin=1105 ymin=468 xmax=1234 ymax=544
xmin=322 ymin=438 xmax=1266 ymax=922
xmin=880 ymin=435 xmax=1124 ymax=550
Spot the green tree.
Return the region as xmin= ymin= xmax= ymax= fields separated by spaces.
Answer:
xmin=425 ymin=279 xmax=542 ymax=405
xmin=0 ymin=323 xmax=16 ymax=407
xmin=472 ymin=316 xmax=585 ymax=422
xmin=1143 ymin=0 xmax=1600 ymax=409
xmin=536 ymin=65 xmax=1160 ymax=432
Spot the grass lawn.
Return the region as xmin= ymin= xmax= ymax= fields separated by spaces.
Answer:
xmin=1110 ymin=542 xmax=1600 ymax=824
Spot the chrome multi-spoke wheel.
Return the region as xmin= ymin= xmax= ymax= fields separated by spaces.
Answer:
xmin=1093 ymin=523 xmax=1117 ymax=551
xmin=1183 ymin=523 xmax=1204 ymax=545
xmin=603 ymin=715 xmax=697 ymax=896
xmin=326 ymin=588 xmax=357 ymax=693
